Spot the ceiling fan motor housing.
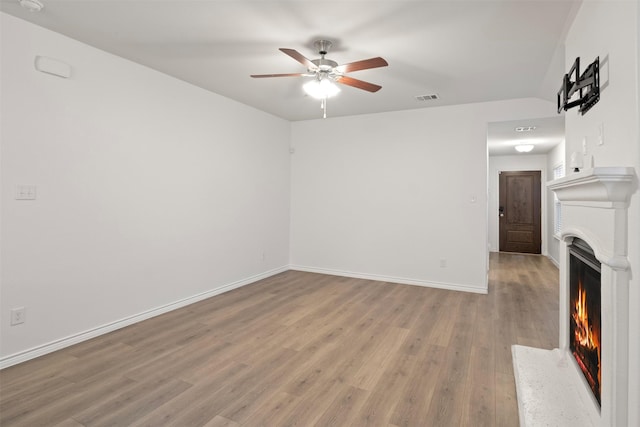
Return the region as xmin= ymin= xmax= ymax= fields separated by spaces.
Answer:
xmin=310 ymin=40 xmax=337 ymax=74
xmin=311 ymin=58 xmax=338 ymax=72
xmin=314 ymin=39 xmax=332 ymax=56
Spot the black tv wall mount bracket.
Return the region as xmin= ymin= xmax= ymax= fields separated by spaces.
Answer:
xmin=557 ymin=56 xmax=600 ymax=115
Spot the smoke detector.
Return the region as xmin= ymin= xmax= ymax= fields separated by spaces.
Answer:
xmin=19 ymin=0 xmax=44 ymax=12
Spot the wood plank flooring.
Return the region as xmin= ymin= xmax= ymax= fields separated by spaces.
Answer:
xmin=0 ymin=252 xmax=558 ymax=426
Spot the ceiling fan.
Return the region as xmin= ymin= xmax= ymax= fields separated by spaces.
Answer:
xmin=251 ymin=40 xmax=388 ymax=117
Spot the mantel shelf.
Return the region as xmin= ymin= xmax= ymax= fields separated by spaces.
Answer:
xmin=547 ymin=167 xmax=636 ymax=207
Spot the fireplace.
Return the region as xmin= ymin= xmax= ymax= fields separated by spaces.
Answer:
xmin=511 ymin=167 xmax=634 ymax=426
xmin=569 ymin=238 xmax=601 ymax=406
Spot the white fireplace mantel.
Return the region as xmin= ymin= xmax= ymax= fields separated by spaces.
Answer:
xmin=548 ymin=167 xmax=636 ymax=208
xmin=540 ymin=166 xmax=636 ymax=427
xmin=549 ymin=167 xmax=636 ymax=270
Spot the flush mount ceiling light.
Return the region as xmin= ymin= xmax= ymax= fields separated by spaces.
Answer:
xmin=19 ymin=0 xmax=44 ymax=12
xmin=515 ymin=144 xmax=535 ymax=153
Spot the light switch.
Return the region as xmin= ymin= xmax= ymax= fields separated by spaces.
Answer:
xmin=15 ymin=185 xmax=37 ymax=200
xmin=598 ymin=123 xmax=604 ymax=146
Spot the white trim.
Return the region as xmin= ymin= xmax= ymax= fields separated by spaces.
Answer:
xmin=290 ymin=264 xmax=488 ymax=295
xmin=547 ymin=254 xmax=560 ymax=268
xmin=560 ymin=227 xmax=630 ymax=270
xmin=1 ymin=263 xmax=489 ymax=369
xmin=0 ymin=266 xmax=289 ymax=369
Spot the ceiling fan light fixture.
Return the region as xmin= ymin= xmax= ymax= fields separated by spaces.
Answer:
xmin=303 ymin=78 xmax=340 ymax=99
xmin=515 ymin=144 xmax=535 ymax=153
xmin=251 ymin=40 xmax=387 ymax=118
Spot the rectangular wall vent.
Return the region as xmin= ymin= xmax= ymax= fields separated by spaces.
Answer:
xmin=415 ymin=94 xmax=439 ymax=101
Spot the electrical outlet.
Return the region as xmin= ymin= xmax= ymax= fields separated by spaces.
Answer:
xmin=10 ymin=307 xmax=26 ymax=325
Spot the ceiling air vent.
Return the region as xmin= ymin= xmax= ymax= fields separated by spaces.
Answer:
xmin=415 ymin=94 xmax=439 ymax=101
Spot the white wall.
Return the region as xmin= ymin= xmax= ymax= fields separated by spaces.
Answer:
xmin=487 ymin=154 xmax=549 ymax=254
xmin=290 ymin=99 xmax=556 ymax=293
xmin=545 ymin=140 xmax=565 ymax=265
xmin=564 ymin=1 xmax=639 ymax=424
xmin=636 ymin=2 xmax=640 ymax=421
xmin=0 ymin=13 xmax=291 ymax=362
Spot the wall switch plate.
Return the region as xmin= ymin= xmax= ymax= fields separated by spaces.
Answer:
xmin=582 ymin=137 xmax=588 ymax=154
xmin=598 ymin=123 xmax=604 ymax=145
xmin=15 ymin=185 xmax=37 ymax=200
xmin=10 ymin=307 xmax=26 ymax=325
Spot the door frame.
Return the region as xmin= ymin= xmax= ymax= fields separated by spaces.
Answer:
xmin=490 ymin=166 xmax=548 ymax=256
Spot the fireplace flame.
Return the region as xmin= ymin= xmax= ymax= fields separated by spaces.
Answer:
xmin=572 ymin=280 xmax=601 ymax=389
xmin=573 ymin=284 xmax=598 ymax=349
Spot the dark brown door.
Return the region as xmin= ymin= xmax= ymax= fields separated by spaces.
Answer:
xmin=499 ymin=170 xmax=541 ymax=254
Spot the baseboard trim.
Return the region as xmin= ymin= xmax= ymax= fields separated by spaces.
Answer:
xmin=547 ymin=255 xmax=560 ymax=268
xmin=290 ymin=265 xmax=488 ymax=294
xmin=0 ymin=266 xmax=289 ymax=369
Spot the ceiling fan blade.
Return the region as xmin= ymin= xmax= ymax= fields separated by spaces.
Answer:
xmin=251 ymin=73 xmax=307 ymax=78
xmin=279 ymin=48 xmax=318 ymax=70
xmin=335 ymin=75 xmax=382 ymax=92
xmin=335 ymin=57 xmax=388 ymax=73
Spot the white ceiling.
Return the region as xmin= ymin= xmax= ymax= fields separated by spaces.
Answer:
xmin=1 ymin=0 xmax=581 ymax=122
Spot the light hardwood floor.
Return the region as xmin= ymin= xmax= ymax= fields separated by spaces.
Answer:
xmin=0 ymin=252 xmax=558 ymax=426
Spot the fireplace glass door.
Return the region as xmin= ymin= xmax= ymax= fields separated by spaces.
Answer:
xmin=569 ymin=238 xmax=601 ymax=406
